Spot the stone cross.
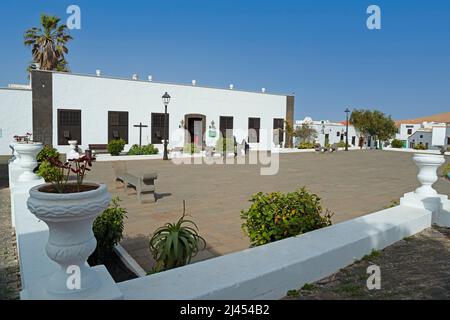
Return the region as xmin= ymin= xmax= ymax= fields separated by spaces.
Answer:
xmin=133 ymin=122 xmax=148 ymax=146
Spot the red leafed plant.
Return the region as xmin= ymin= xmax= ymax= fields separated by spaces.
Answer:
xmin=13 ymin=132 xmax=33 ymax=143
xmin=46 ymin=155 xmax=95 ymax=193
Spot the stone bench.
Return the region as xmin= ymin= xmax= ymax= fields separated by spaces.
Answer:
xmin=88 ymin=144 xmax=109 ymax=154
xmin=112 ymin=163 xmax=158 ymax=203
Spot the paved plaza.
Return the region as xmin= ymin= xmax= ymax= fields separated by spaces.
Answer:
xmin=87 ymin=150 xmax=450 ymax=272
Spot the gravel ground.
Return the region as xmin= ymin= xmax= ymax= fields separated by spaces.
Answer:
xmin=284 ymin=226 xmax=450 ymax=300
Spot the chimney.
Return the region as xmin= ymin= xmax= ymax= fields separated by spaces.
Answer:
xmin=261 ymin=88 xmax=266 ymax=93
xmin=96 ymin=69 xmax=101 ymax=77
xmin=229 ymin=84 xmax=234 ymax=90
xmin=132 ymin=74 xmax=139 ymax=80
xmin=148 ymin=75 xmax=153 ymax=82
xmin=192 ymin=80 xmax=197 ymax=86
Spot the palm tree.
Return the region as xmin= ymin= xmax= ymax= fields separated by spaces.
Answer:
xmin=24 ymin=14 xmax=73 ymax=71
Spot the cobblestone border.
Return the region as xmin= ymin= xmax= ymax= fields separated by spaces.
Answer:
xmin=0 ymin=187 xmax=21 ymax=300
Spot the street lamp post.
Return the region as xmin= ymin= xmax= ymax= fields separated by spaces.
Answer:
xmin=162 ymin=92 xmax=171 ymax=160
xmin=345 ymin=108 xmax=350 ymax=151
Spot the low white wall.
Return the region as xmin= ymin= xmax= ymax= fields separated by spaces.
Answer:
xmin=384 ymin=147 xmax=450 ymax=156
xmin=117 ymin=205 xmax=431 ymax=300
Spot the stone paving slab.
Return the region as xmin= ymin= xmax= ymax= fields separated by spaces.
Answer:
xmin=283 ymin=226 xmax=450 ymax=300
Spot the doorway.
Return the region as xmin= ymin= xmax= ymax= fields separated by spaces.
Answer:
xmin=184 ymin=114 xmax=206 ymax=150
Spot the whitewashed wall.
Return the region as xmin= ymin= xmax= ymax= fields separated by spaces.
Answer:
xmin=294 ymin=122 xmax=360 ymax=147
xmin=408 ymin=131 xmax=434 ymax=149
xmin=0 ymin=88 xmax=32 ymax=155
xmin=52 ymin=73 xmax=288 ymax=153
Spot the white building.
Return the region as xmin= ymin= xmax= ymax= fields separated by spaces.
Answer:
xmin=393 ymin=120 xmax=449 ymax=150
xmin=407 ymin=125 xmax=450 ymax=150
xmin=294 ymin=117 xmax=363 ymax=147
xmin=0 ymin=87 xmax=32 ymax=155
xmin=0 ymin=70 xmax=295 ymax=155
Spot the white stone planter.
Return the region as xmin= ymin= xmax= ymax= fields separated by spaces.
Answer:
xmin=412 ymin=153 xmax=445 ymax=196
xmin=67 ymin=140 xmax=80 ymax=160
xmin=27 ymin=182 xmax=112 ymax=298
xmin=9 ymin=142 xmax=21 ymax=165
xmin=14 ymin=142 xmax=43 ymax=182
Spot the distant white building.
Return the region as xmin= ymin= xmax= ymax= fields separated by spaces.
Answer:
xmin=294 ymin=117 xmax=365 ymax=147
xmin=394 ymin=121 xmax=449 ymax=150
xmin=407 ymin=125 xmax=450 ymax=150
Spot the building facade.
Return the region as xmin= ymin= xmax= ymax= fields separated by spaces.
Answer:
xmin=393 ymin=121 xmax=449 ymax=150
xmin=294 ymin=117 xmax=363 ymax=147
xmin=0 ymin=70 xmax=295 ymax=155
xmin=407 ymin=125 xmax=450 ymax=150
xmin=0 ymin=87 xmax=32 ymax=156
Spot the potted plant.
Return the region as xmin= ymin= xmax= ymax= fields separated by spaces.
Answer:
xmin=27 ymin=154 xmax=112 ymax=297
xmin=12 ymin=133 xmax=43 ymax=182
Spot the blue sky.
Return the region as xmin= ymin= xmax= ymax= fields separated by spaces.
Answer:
xmin=1 ymin=0 xmax=449 ymax=121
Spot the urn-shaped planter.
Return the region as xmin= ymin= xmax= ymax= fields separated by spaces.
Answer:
xmin=67 ymin=140 xmax=80 ymax=160
xmin=412 ymin=153 xmax=445 ymax=196
xmin=27 ymin=182 xmax=111 ymax=298
xmin=14 ymin=142 xmax=43 ymax=182
xmin=9 ymin=142 xmax=21 ymax=165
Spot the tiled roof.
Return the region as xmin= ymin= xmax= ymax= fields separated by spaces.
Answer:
xmin=395 ymin=112 xmax=450 ymax=126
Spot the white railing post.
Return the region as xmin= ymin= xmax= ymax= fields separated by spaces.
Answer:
xmin=400 ymin=153 xmax=450 ymax=226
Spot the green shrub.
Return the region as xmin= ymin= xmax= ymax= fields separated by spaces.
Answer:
xmin=413 ymin=144 xmax=427 ymax=150
xmin=298 ymin=142 xmax=315 ymax=149
xmin=335 ymin=141 xmax=349 ymax=148
xmin=127 ymin=144 xmax=159 ymax=155
xmin=35 ymin=145 xmax=61 ymax=182
xmin=37 ymin=145 xmax=60 ymax=162
xmin=215 ymin=136 xmax=235 ymax=153
xmin=89 ymin=197 xmax=127 ymax=264
xmin=390 ymin=139 xmax=404 ymax=148
xmin=241 ymin=187 xmax=333 ymax=247
xmin=443 ymin=164 xmax=450 ymax=178
xmin=183 ymin=143 xmax=201 ymax=154
xmin=36 ymin=160 xmax=63 ymax=183
xmin=149 ymin=201 xmax=206 ymax=272
xmin=108 ymin=139 xmax=126 ymax=156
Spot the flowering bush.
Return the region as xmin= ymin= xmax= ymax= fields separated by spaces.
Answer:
xmin=45 ymin=155 xmax=95 ymax=193
xmin=13 ymin=132 xmax=33 ymax=143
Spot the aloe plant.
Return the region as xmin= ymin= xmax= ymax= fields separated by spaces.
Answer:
xmin=149 ymin=201 xmax=206 ymax=272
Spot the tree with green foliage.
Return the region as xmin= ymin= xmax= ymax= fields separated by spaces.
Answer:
xmin=295 ymin=123 xmax=318 ymax=144
xmin=24 ymin=14 xmax=73 ymax=72
xmin=350 ymin=109 xmax=397 ymax=148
